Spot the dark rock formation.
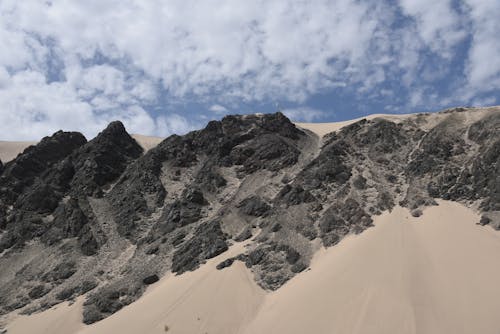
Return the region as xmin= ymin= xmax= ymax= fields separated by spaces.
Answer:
xmin=171 ymin=220 xmax=228 ymax=274
xmin=0 ymin=108 xmax=498 ymax=324
xmin=142 ymin=275 xmax=159 ymax=285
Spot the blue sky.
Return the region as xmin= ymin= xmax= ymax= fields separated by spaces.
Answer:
xmin=0 ymin=0 xmax=499 ymax=140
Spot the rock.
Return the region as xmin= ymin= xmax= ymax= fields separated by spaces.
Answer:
xmin=237 ymin=196 xmax=271 ymax=217
xmin=234 ymin=228 xmax=252 ymax=242
xmin=44 ymin=262 xmax=77 ymax=282
xmin=411 ymin=209 xmax=423 ymax=217
xmin=28 ymin=285 xmax=50 ymax=299
xmin=81 ymin=280 xmax=98 ymax=293
xmin=277 ymin=184 xmax=316 ymax=205
xmin=291 ymin=262 xmax=308 ymax=273
xmin=171 ymin=220 xmax=228 ymax=274
xmin=270 ymin=223 xmax=282 ymax=232
xmin=352 ymin=175 xmax=367 ymax=189
xmin=216 ymin=258 xmax=234 ymax=270
xmin=142 ymin=275 xmax=159 ymax=285
xmin=479 ymin=216 xmax=491 ymax=226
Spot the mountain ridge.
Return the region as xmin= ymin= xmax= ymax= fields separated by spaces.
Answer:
xmin=0 ymin=106 xmax=498 ymax=326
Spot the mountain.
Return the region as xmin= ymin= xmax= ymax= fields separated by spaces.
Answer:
xmin=0 ymin=106 xmax=499 ymax=332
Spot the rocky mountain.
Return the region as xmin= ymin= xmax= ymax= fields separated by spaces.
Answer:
xmin=0 ymin=107 xmax=498 ymax=325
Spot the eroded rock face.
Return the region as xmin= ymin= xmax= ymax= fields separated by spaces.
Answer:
xmin=0 ymin=108 xmax=499 ymax=324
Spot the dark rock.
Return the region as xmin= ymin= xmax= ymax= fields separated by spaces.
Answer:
xmin=270 ymin=223 xmax=282 ymax=232
xmin=43 ymin=261 xmax=77 ymax=282
xmin=237 ymin=196 xmax=271 ymax=217
xmin=145 ymin=245 xmax=159 ymax=255
xmin=78 ymin=224 xmax=99 ymax=256
xmin=291 ymin=262 xmax=308 ymax=273
xmin=277 ymin=184 xmax=316 ymax=205
xmin=479 ymin=216 xmax=491 ymax=226
xmin=81 ymin=280 xmax=98 ymax=294
xmin=56 ymin=286 xmax=78 ymax=300
xmin=171 ymin=220 xmax=228 ymax=274
xmin=28 ymin=285 xmax=50 ymax=299
xmin=82 ymin=307 xmax=104 ymax=324
xmin=216 ymin=258 xmax=234 ymax=270
xmin=411 ymin=209 xmax=423 ymax=217
xmin=234 ymin=228 xmax=252 ymax=242
xmin=142 ymin=275 xmax=159 ymax=285
xmin=245 ymin=248 xmax=267 ymax=267
xmin=352 ymin=175 xmax=367 ymax=189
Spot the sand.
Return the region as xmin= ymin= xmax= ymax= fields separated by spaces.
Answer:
xmin=243 ymin=200 xmax=500 ymax=334
xmin=6 ymin=200 xmax=500 ymax=334
xmin=4 ymin=298 xmax=84 ymax=334
xmin=130 ymin=134 xmax=164 ymax=152
xmin=295 ymin=113 xmax=411 ymax=138
xmin=0 ymin=141 xmax=36 ymax=163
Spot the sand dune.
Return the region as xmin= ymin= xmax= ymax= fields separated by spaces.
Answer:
xmin=0 ymin=141 xmax=36 ymax=163
xmin=295 ymin=113 xmax=410 ymax=137
xmin=6 ymin=200 xmax=500 ymax=334
xmin=243 ymin=200 xmax=500 ymax=334
xmin=130 ymin=134 xmax=164 ymax=152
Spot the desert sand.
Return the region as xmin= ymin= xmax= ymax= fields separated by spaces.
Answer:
xmin=0 ymin=141 xmax=36 ymax=163
xmin=130 ymin=134 xmax=164 ymax=152
xmin=243 ymin=200 xmax=500 ymax=334
xmin=6 ymin=200 xmax=500 ymax=334
xmin=295 ymin=113 xmax=411 ymax=138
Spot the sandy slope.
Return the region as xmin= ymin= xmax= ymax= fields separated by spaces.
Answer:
xmin=0 ymin=141 xmax=36 ymax=163
xmin=130 ymin=134 xmax=164 ymax=152
xmin=6 ymin=200 xmax=500 ymax=334
xmin=243 ymin=200 xmax=500 ymax=334
xmin=295 ymin=113 xmax=411 ymax=138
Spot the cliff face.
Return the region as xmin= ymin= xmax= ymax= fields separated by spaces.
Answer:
xmin=0 ymin=107 xmax=498 ymax=324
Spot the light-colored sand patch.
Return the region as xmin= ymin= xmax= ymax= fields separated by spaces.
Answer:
xmin=295 ymin=113 xmax=411 ymax=138
xmin=0 ymin=141 xmax=35 ymax=163
xmin=6 ymin=297 xmax=84 ymax=334
xmin=131 ymin=134 xmax=163 ymax=152
xmin=243 ymin=200 xmax=500 ymax=334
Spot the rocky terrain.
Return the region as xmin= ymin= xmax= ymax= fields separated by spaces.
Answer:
xmin=0 ymin=107 xmax=498 ymax=325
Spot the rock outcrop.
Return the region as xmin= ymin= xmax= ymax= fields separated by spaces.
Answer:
xmin=0 ymin=107 xmax=498 ymax=324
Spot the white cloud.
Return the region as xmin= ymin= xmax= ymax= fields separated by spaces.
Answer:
xmin=0 ymin=0 xmax=498 ymax=140
xmin=282 ymin=107 xmax=326 ymax=122
xmin=463 ymin=0 xmax=500 ymax=91
xmin=398 ymin=0 xmax=466 ymax=56
xmin=209 ymin=104 xmax=229 ymax=114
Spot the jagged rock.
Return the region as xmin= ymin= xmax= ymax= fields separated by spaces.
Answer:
xmin=216 ymin=258 xmax=234 ymax=270
xmin=291 ymin=262 xmax=308 ymax=273
xmin=28 ymin=285 xmax=50 ymax=299
xmin=1 ymin=109 xmax=499 ymax=323
xmin=277 ymin=184 xmax=315 ymax=205
xmin=352 ymin=175 xmax=367 ymax=189
xmin=479 ymin=216 xmax=491 ymax=226
xmin=171 ymin=220 xmax=228 ymax=274
xmin=237 ymin=196 xmax=271 ymax=217
xmin=142 ymin=275 xmax=159 ymax=285
xmin=234 ymin=227 xmax=252 ymax=242
xmin=43 ymin=261 xmax=77 ymax=282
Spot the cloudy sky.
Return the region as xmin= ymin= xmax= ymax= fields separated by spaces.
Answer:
xmin=0 ymin=0 xmax=499 ymax=140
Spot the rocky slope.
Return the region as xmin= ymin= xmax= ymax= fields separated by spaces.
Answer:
xmin=0 ymin=107 xmax=498 ymax=325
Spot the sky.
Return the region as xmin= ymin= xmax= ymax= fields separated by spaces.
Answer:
xmin=0 ymin=0 xmax=499 ymax=140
